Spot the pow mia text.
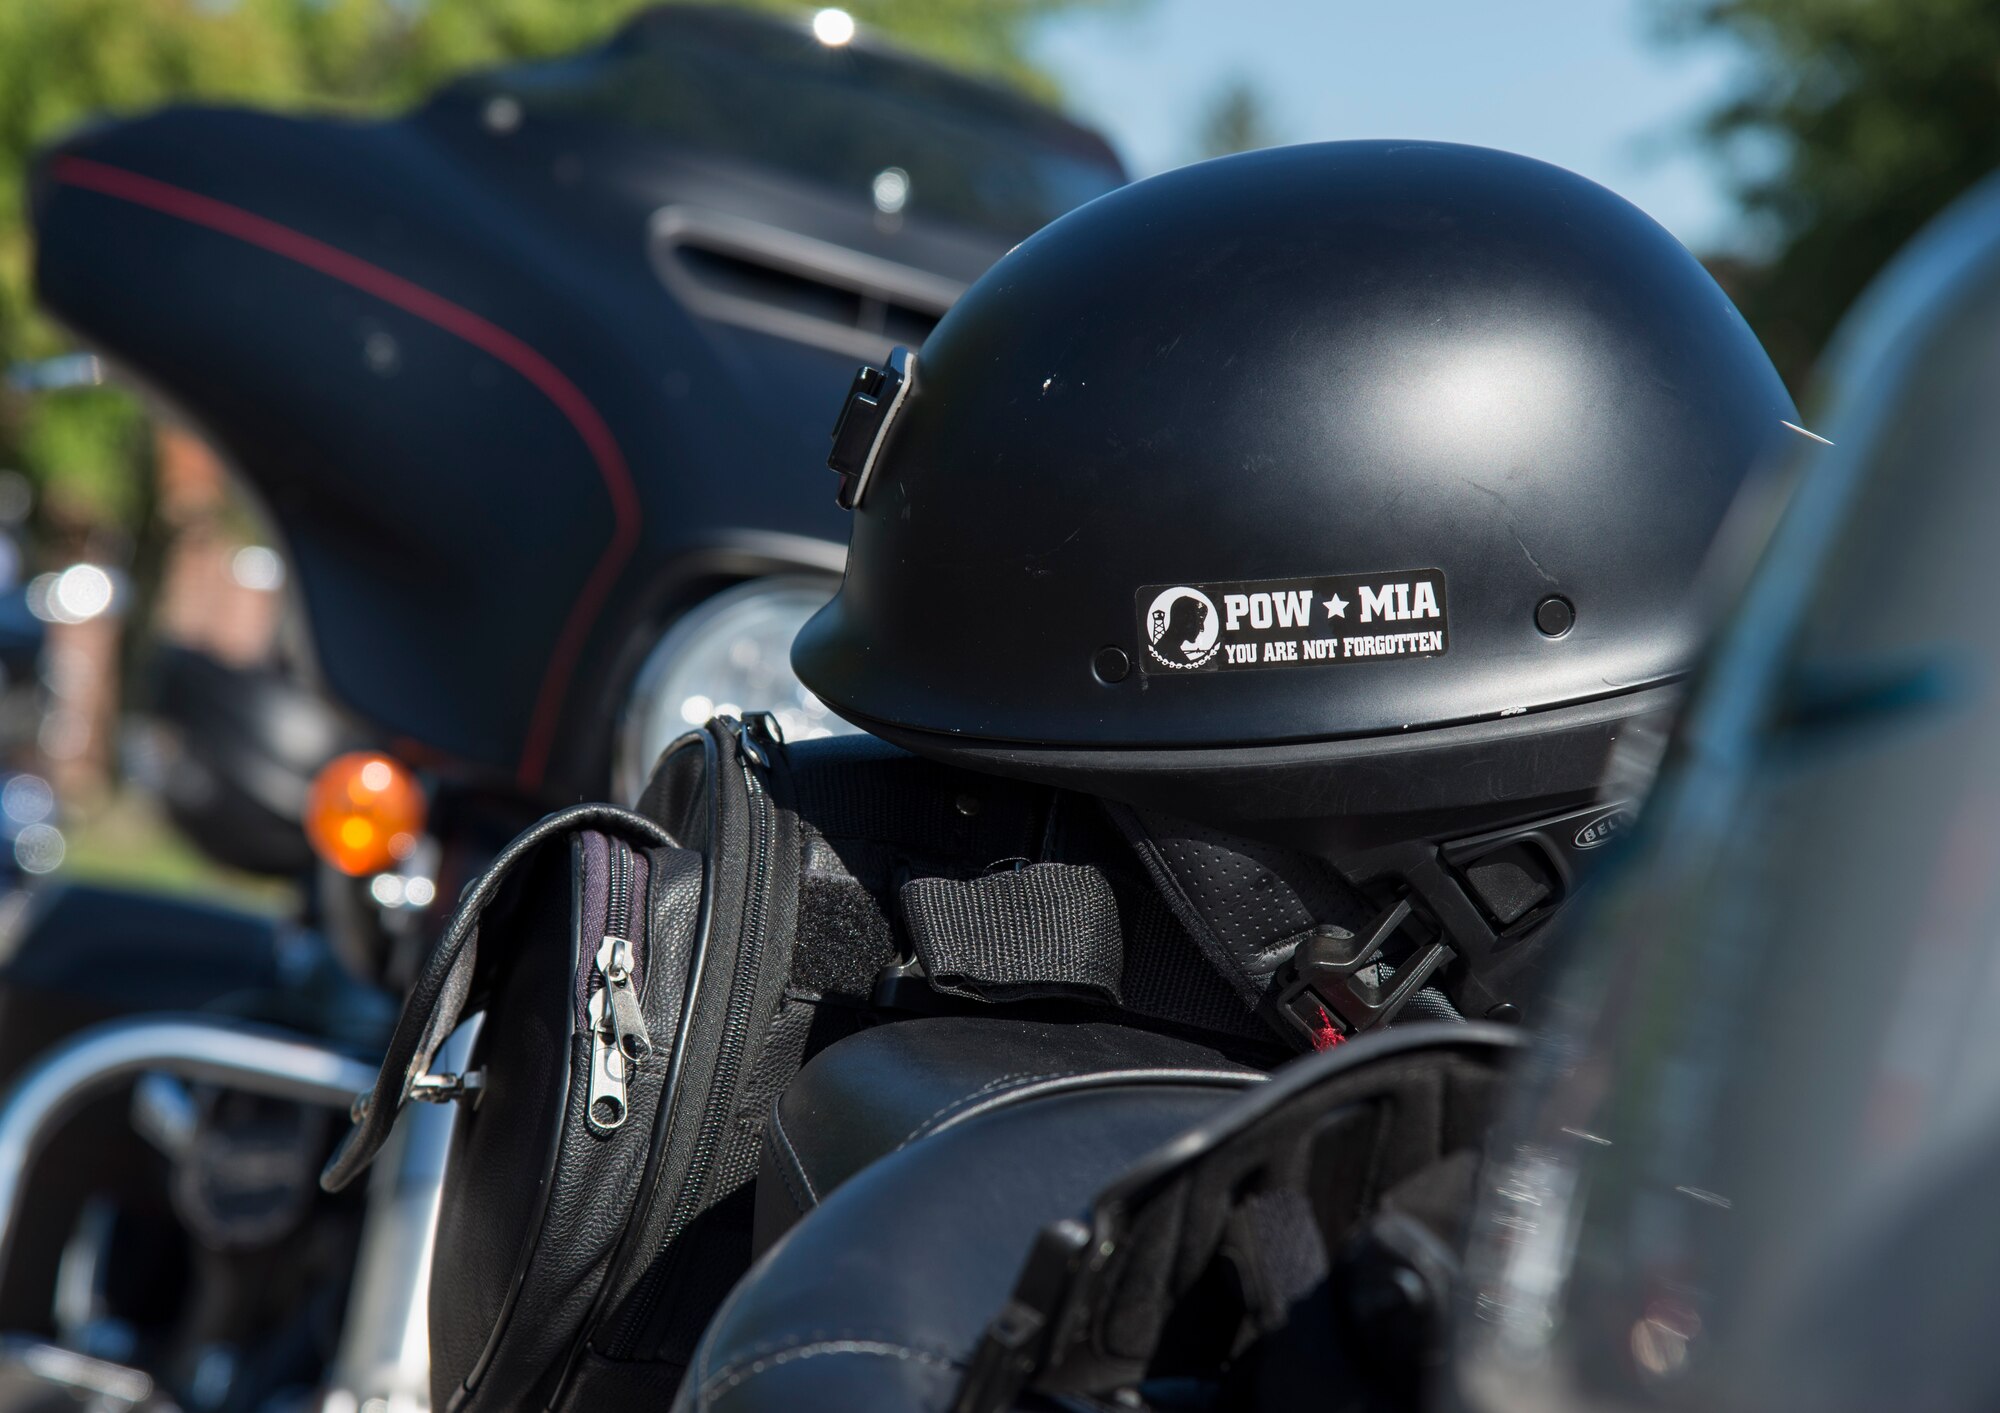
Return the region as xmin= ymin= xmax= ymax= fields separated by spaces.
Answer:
xmin=1136 ymin=569 xmax=1450 ymax=676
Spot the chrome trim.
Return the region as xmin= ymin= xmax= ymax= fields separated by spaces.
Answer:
xmin=664 ymin=532 xmax=847 ymax=580
xmin=612 ymin=571 xmax=850 ymax=805
xmin=0 ymin=1335 xmax=151 ymax=1407
xmin=321 ymin=1019 xmax=479 ymax=1413
xmin=0 ymin=1017 xmax=379 ymax=1276
xmin=406 ymin=1068 xmax=484 ymax=1104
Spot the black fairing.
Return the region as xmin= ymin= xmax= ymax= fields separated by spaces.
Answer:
xmin=29 ymin=7 xmax=1123 ymax=798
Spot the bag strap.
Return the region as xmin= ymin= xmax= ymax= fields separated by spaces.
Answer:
xmin=320 ymin=802 xmax=675 ymax=1193
xmin=951 ymin=1023 xmax=1522 ymax=1412
xmin=900 ymin=862 xmax=1126 ymax=1006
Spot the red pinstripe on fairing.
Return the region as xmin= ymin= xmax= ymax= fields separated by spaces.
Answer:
xmin=45 ymin=153 xmax=641 ymax=791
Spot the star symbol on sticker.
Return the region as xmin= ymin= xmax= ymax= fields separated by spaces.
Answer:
xmin=1325 ymin=593 xmax=1349 ymax=619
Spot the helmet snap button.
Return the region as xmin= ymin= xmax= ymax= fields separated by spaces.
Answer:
xmin=1092 ymin=647 xmax=1131 ymax=684
xmin=1535 ymin=596 xmax=1574 ymax=638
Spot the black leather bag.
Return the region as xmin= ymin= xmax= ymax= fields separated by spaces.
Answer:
xmin=322 ymin=716 xmax=823 ymax=1411
xmin=322 ymin=717 xmax=1262 ymax=1410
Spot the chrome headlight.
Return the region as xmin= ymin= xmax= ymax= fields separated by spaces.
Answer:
xmin=614 ymin=575 xmax=860 ymax=802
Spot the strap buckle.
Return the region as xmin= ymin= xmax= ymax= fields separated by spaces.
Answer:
xmin=353 ymin=1066 xmax=485 ymax=1124
xmin=406 ymin=1068 xmax=484 ymax=1106
xmin=1270 ymin=898 xmax=1453 ymax=1051
xmin=826 ymin=346 xmax=916 ymax=509
xmin=952 ymin=1218 xmax=1092 ymax=1413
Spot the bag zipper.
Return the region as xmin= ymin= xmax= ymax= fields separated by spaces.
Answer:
xmin=607 ymin=718 xmax=777 ymax=1352
xmin=587 ymin=838 xmax=654 ymax=1134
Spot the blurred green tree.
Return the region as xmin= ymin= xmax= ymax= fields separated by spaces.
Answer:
xmin=1657 ymin=0 xmax=2000 ymax=386
xmin=1193 ymin=77 xmax=1278 ymax=160
xmin=0 ymin=0 xmax=1121 ymax=531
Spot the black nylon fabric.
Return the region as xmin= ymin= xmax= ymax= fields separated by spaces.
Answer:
xmin=1116 ymin=803 xmax=1462 ymax=1039
xmin=782 ymin=735 xmax=1050 ymax=875
xmin=901 ymin=864 xmax=1126 ymax=1006
xmin=1230 ymin=1186 xmax=1331 ymax=1330
xmin=953 ymin=1026 xmax=1522 ymax=1407
xmin=1085 ymin=1041 xmax=1510 ymax=1392
xmin=1377 ymin=959 xmax=1464 ymax=1024
xmin=791 ymin=867 xmax=899 ymax=999
xmin=1103 ymin=874 xmax=1260 ymax=1041
xmin=580 ymin=722 xmax=801 ymax=1383
xmin=1117 ymin=804 xmax=1376 ymax=1007
xmin=783 ymin=738 xmax=1263 ymax=1045
xmin=344 ymin=725 xmax=1308 ymax=1413
xmin=577 ymin=729 xmax=1271 ymax=1405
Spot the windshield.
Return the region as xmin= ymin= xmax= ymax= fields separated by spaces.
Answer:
xmin=445 ymin=7 xmax=1126 ymax=241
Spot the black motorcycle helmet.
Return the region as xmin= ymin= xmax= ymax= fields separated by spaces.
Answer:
xmin=1451 ymin=171 xmax=2000 ymax=1413
xmin=795 ymin=142 xmax=1798 ymax=1038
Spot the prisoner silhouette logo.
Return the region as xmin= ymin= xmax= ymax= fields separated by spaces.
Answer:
xmin=1145 ymin=586 xmax=1222 ymax=669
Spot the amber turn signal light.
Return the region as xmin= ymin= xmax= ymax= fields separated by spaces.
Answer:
xmin=305 ymin=752 xmax=426 ymax=877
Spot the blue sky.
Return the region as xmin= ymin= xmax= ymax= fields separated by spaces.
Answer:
xmin=1034 ymin=0 xmax=1747 ymax=251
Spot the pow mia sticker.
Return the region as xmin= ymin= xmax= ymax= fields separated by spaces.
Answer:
xmin=1140 ymin=586 xmax=1224 ymax=669
xmin=1138 ymin=570 xmax=1449 ymax=674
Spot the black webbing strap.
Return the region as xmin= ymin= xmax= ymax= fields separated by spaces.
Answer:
xmin=901 ymin=863 xmax=1125 ymax=1006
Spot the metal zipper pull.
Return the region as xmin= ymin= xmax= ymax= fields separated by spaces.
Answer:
xmin=586 ymin=989 xmax=628 ymax=1132
xmin=597 ymin=935 xmax=653 ymax=1061
xmin=733 ymin=716 xmax=772 ymax=769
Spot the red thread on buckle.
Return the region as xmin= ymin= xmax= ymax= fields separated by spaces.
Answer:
xmin=1308 ymin=999 xmax=1345 ymax=1051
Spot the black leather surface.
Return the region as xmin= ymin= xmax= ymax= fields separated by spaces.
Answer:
xmin=324 ymin=802 xmax=676 ymax=1192
xmin=429 ymin=844 xmax=574 ymax=1401
xmin=681 ymin=1081 xmax=1245 ymax=1413
xmin=755 ymin=1017 xmax=1261 ymax=1254
xmin=431 ymin=836 xmax=706 ymax=1410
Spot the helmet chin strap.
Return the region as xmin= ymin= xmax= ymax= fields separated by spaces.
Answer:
xmin=1268 ymin=902 xmax=1459 ymax=1049
xmin=1114 ymin=798 xmax=1634 ymax=1050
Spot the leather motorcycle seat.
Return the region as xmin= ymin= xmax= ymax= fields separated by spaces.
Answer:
xmin=752 ymin=1016 xmax=1261 ymax=1256
xmin=682 ymin=1031 xmax=1256 ymax=1412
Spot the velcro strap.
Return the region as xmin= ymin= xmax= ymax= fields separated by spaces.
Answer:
xmin=901 ymin=863 xmax=1125 ymax=1006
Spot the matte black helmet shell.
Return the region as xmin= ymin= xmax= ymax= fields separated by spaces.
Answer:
xmin=795 ymin=141 xmax=1794 ymax=779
